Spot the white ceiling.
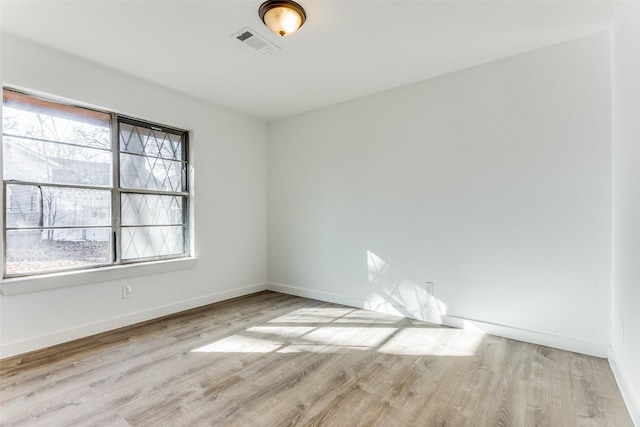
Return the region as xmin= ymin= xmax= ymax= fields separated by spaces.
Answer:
xmin=1 ymin=0 xmax=619 ymax=121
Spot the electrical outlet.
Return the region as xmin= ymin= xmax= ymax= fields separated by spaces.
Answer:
xmin=424 ymin=281 xmax=434 ymax=296
xmin=122 ymin=283 xmax=133 ymax=299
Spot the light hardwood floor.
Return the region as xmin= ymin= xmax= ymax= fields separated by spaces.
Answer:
xmin=0 ymin=291 xmax=633 ymax=426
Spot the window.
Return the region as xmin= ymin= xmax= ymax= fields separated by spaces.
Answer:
xmin=2 ymin=89 xmax=190 ymax=278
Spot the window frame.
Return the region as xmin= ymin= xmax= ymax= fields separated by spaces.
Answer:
xmin=115 ymin=116 xmax=191 ymax=264
xmin=1 ymin=88 xmax=193 ymax=283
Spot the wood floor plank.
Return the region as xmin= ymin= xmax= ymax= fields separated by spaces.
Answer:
xmin=0 ymin=291 xmax=633 ymax=426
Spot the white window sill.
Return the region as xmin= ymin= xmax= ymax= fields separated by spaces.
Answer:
xmin=0 ymin=257 xmax=198 ymax=295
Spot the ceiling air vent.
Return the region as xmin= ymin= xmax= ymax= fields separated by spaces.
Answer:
xmin=233 ymin=27 xmax=280 ymax=55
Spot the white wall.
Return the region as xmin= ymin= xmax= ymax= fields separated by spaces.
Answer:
xmin=268 ymin=32 xmax=612 ymax=356
xmin=0 ymin=34 xmax=268 ymax=357
xmin=611 ymin=1 xmax=640 ymax=423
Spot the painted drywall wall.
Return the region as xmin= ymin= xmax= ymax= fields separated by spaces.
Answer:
xmin=0 ymin=34 xmax=268 ymax=357
xmin=611 ymin=1 xmax=640 ymax=423
xmin=268 ymin=32 xmax=612 ymax=355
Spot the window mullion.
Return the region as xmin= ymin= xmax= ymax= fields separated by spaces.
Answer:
xmin=2 ymin=180 xmax=7 ymax=278
xmin=111 ymin=113 xmax=121 ymax=264
xmin=183 ymin=133 xmax=190 ymax=256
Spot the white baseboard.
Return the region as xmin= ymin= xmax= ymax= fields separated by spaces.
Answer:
xmin=267 ymin=282 xmax=608 ymax=358
xmin=609 ymin=347 xmax=640 ymax=426
xmin=0 ymin=282 xmax=268 ymax=359
xmin=441 ymin=315 xmax=607 ymax=357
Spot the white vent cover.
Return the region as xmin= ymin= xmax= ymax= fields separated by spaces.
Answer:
xmin=232 ymin=27 xmax=280 ymax=55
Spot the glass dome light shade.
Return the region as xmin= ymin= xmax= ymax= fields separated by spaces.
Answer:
xmin=259 ymin=1 xmax=306 ymax=37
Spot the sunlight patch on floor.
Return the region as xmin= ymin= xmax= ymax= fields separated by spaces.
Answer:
xmin=278 ymin=344 xmax=371 ymax=353
xmin=267 ymin=307 xmax=356 ymax=323
xmin=247 ymin=326 xmax=316 ymax=339
xmin=333 ymin=310 xmax=401 ymax=324
xmin=299 ymin=326 xmax=397 ymax=347
xmin=191 ymin=306 xmax=483 ymax=356
xmin=192 ymin=335 xmax=283 ymax=353
xmin=378 ymin=328 xmax=484 ymax=356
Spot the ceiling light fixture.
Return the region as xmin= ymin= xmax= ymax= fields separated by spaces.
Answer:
xmin=259 ymin=0 xmax=306 ymax=37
